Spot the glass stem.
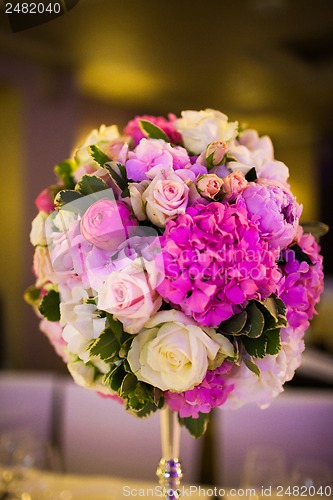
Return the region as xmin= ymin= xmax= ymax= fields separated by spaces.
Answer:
xmin=156 ymin=407 xmax=183 ymax=499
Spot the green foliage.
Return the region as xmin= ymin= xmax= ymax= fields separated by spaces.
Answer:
xmin=244 ymin=358 xmax=261 ymax=377
xmin=139 ymin=120 xmax=170 ymax=142
xmin=75 ymin=174 xmax=109 ymax=196
xmin=89 ymin=314 xmax=130 ymax=364
xmin=218 ymin=295 xmax=287 ymax=359
xmin=54 ymin=174 xmax=110 ymax=210
xmin=89 ymin=145 xmax=111 ymax=166
xmin=54 ymin=189 xmax=83 ymax=210
xmin=90 ymin=315 xmax=163 ymax=418
xmin=54 ymin=159 xmax=75 ymax=189
xmin=179 ymin=412 xmax=210 ymax=438
xmin=38 ymin=289 xmax=60 ymax=322
xmin=104 ymin=161 xmax=129 ymax=191
xmin=23 ymin=285 xmax=41 ymax=306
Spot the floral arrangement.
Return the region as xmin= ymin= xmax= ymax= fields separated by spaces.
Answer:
xmin=26 ymin=109 xmax=324 ymax=437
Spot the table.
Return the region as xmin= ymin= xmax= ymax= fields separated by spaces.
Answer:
xmin=1 ymin=468 xmax=330 ymax=500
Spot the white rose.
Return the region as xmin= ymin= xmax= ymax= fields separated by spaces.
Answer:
xmin=30 ymin=211 xmax=48 ymax=246
xmin=74 ymin=124 xmax=121 ymax=166
xmin=141 ymin=169 xmax=189 ymax=227
xmin=67 ymin=359 xmax=117 ymax=396
xmin=67 ymin=360 xmax=95 ymax=388
xmin=228 ymin=130 xmax=289 ymax=184
xmin=97 ymin=259 xmax=162 ymax=334
xmin=127 ymin=309 xmax=220 ymax=392
xmin=175 ymin=109 xmax=238 ymax=155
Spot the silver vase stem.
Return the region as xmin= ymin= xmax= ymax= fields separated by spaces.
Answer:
xmin=156 ymin=407 xmax=183 ymax=499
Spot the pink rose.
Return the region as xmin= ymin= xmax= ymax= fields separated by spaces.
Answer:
xmin=80 ymin=199 xmax=138 ymax=251
xmin=196 ymin=174 xmax=224 ymax=199
xmin=35 ymin=188 xmax=54 ymax=212
xmin=97 ymin=261 xmax=162 ymax=334
xmin=222 ymin=170 xmax=248 ymax=201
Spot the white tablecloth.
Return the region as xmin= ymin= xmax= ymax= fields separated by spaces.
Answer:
xmin=1 ymin=468 xmax=330 ymax=499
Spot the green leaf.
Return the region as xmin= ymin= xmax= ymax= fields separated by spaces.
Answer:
xmin=120 ymin=373 xmax=138 ymax=396
xmin=54 ymin=189 xmax=83 ymax=210
xmin=89 ymin=317 xmax=127 ymax=363
xmin=89 ymin=331 xmax=120 ymax=363
xmin=219 ymin=310 xmax=247 ymax=335
xmin=104 ymin=162 xmax=129 ymax=191
xmin=179 ymin=413 xmax=210 ymax=438
xmin=290 ymin=243 xmax=314 ymax=266
xmin=75 ymin=174 xmax=109 ymax=196
xmin=265 ymin=329 xmax=281 ymax=355
xmin=256 ymin=300 xmax=278 ymax=331
xmin=245 ymin=167 xmax=257 ymax=182
xmin=24 ymin=285 xmax=41 ymax=306
xmin=242 ymin=335 xmax=267 ymax=359
xmin=106 ymin=314 xmax=124 ymax=342
xmin=38 ymin=290 xmax=60 ymax=322
xmin=246 ymin=301 xmax=265 ymax=338
xmin=89 ymin=145 xmax=111 ymax=166
xmin=139 ymin=120 xmax=170 ymax=142
xmin=110 ymin=363 xmax=127 ymax=392
xmin=244 ymin=358 xmax=261 ymax=377
xmin=54 ymin=160 xmax=75 ymax=189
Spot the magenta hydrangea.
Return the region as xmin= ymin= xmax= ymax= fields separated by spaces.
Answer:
xmin=241 ymin=180 xmax=302 ymax=253
xmin=157 ymin=199 xmax=282 ymax=327
xmin=165 ymin=362 xmax=234 ymax=418
xmin=124 ymin=114 xmax=182 ymax=146
xmin=278 ymin=228 xmax=324 ymax=330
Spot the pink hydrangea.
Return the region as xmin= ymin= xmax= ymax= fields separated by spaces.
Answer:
xmin=278 ymin=228 xmax=324 ymax=330
xmin=157 ymin=199 xmax=281 ymax=327
xmin=165 ymin=362 xmax=234 ymax=418
xmin=124 ymin=114 xmax=182 ymax=146
xmin=241 ymin=180 xmax=302 ymax=253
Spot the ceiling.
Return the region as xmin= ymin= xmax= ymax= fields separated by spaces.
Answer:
xmin=1 ymin=0 xmax=333 ymax=142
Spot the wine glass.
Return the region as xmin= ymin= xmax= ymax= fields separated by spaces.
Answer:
xmin=241 ymin=445 xmax=287 ymax=495
xmin=290 ymin=459 xmax=332 ymax=489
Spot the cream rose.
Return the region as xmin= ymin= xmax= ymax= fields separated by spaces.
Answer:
xmin=140 ymin=169 xmax=189 ymax=227
xmin=175 ymin=109 xmax=238 ymax=155
xmin=33 ymin=246 xmax=54 ymax=287
xmin=127 ymin=310 xmax=221 ymax=392
xmin=97 ymin=259 xmax=162 ymax=334
xmin=30 ymin=211 xmax=48 ymax=246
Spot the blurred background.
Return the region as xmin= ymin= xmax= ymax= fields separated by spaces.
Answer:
xmin=0 ymin=0 xmax=333 ymax=488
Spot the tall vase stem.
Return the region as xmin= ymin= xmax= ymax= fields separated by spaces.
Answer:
xmin=156 ymin=407 xmax=183 ymax=499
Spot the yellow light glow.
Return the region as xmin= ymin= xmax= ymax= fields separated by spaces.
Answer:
xmin=78 ymin=62 xmax=163 ymax=103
